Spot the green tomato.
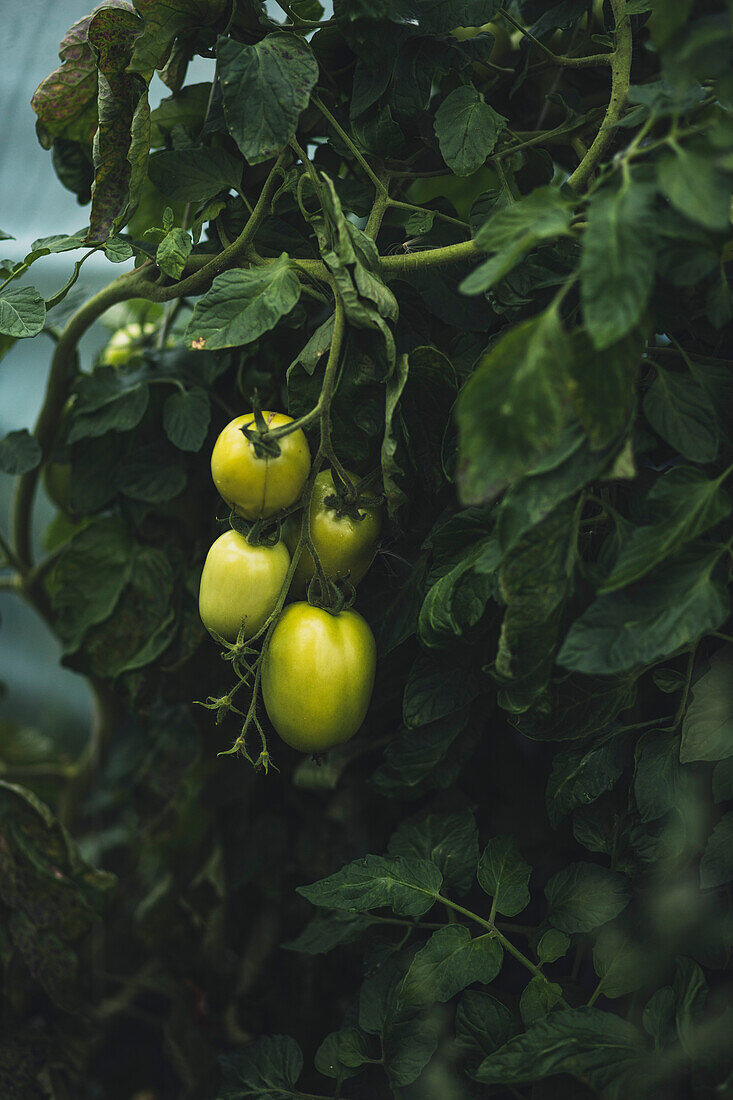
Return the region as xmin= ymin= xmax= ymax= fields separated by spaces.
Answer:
xmin=210 ymin=411 xmax=311 ymax=520
xmin=198 ymin=530 xmax=290 ymax=641
xmin=100 ymin=322 xmax=157 ymax=366
xmin=450 ymin=20 xmax=511 ymax=64
xmin=262 ymin=603 xmax=377 ymax=754
xmin=284 ymin=469 xmax=382 ymax=597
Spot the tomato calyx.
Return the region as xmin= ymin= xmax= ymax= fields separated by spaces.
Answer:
xmin=322 ymin=468 xmax=384 ymax=522
xmin=228 ymin=510 xmax=283 ymax=548
xmin=305 ymin=572 xmax=356 ymax=616
xmin=239 ymin=399 xmax=283 ymax=460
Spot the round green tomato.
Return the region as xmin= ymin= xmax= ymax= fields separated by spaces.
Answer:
xmin=198 ymin=530 xmax=290 ymax=640
xmin=262 ymin=603 xmax=376 ymax=753
xmin=284 ymin=469 xmax=381 ymax=597
xmin=210 ymin=411 xmax=311 ymax=520
xmin=100 ymin=322 xmax=157 ymax=366
xmin=451 ymin=20 xmax=511 ymax=64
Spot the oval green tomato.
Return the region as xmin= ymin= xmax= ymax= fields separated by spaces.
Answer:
xmin=210 ymin=411 xmax=311 ymax=520
xmin=198 ymin=530 xmax=289 ymax=641
xmin=284 ymin=469 xmax=382 ymax=597
xmin=262 ymin=603 xmax=377 ymax=753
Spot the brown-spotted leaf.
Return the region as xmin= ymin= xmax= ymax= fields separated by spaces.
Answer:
xmin=87 ymin=5 xmax=150 ymax=242
xmin=30 ymin=1 xmax=134 ymax=150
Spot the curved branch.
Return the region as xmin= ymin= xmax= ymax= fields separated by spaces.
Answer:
xmin=566 ymin=0 xmax=633 ymax=191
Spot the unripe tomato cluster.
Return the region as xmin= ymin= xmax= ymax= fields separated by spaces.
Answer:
xmin=198 ymin=412 xmax=380 ymax=755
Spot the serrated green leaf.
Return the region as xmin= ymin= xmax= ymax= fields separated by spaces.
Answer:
xmin=456 ymin=307 xmax=571 ymax=503
xmin=400 ymin=925 xmax=503 ymax=1005
xmin=0 ymin=287 xmax=46 ymax=338
xmin=434 ymin=86 xmax=506 ymax=176
xmin=387 ymin=810 xmax=478 ymax=896
xmin=163 ymin=388 xmax=210 ymax=451
xmin=643 ymin=365 xmax=719 ymax=462
xmin=545 ymin=863 xmax=629 ymax=933
xmin=700 ymin=812 xmax=733 ymax=889
xmin=546 ymin=737 xmax=625 ymax=828
xmin=155 ymin=227 xmax=192 ymax=279
xmin=219 ymin=1035 xmax=303 ymax=1100
xmin=298 ymin=855 xmax=442 ymax=917
xmin=0 ymin=430 xmax=42 ymax=475
xmin=477 ymin=837 xmax=531 ymax=917
xmin=592 ymin=926 xmax=651 ymax=999
xmin=314 ymin=1028 xmax=369 ymax=1080
xmin=580 ymin=182 xmax=656 ymax=350
xmin=218 ymin=34 xmax=318 ymax=164
xmin=184 ymin=257 xmax=301 ymax=350
xmin=558 ymin=547 xmax=729 ymax=675
xmin=148 ymin=148 xmax=242 ymax=204
xmin=657 ymin=149 xmax=732 ymax=231
xmin=600 ymin=467 xmax=731 ymax=592
xmin=680 ymin=646 xmax=733 ymax=763
xmin=519 ymin=975 xmax=564 ymax=1027
xmin=537 ymin=929 xmax=570 ymax=964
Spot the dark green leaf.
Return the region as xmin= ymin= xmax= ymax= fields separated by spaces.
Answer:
xmin=592 ymin=926 xmax=651 ymax=999
xmin=455 ymin=990 xmax=517 ymax=1061
xmin=116 ymin=445 xmax=187 ymax=503
xmin=218 ymin=34 xmax=318 ymax=164
xmin=400 ymin=925 xmax=503 ymax=1005
xmin=219 ymin=1035 xmax=303 ymax=1100
xmin=657 ymin=149 xmax=732 ymax=231
xmin=156 ymin=227 xmax=192 ymax=278
xmin=475 ymin=1007 xmax=647 ymax=1095
xmin=643 ymin=366 xmax=719 ymax=463
xmin=567 ymin=329 xmax=640 ymax=449
xmin=403 ymin=651 xmax=482 ymax=728
xmin=314 ymin=1028 xmax=369 ymax=1080
xmin=600 ymin=467 xmax=731 ymax=592
xmin=558 ymin=548 xmax=729 ymax=675
xmin=537 ymin=929 xmax=570 ymax=964
xmin=434 ymin=86 xmax=506 ymax=176
xmin=387 ymin=810 xmax=478 ymax=895
xmin=0 ymin=287 xmax=46 ymax=338
xmin=712 ymin=757 xmax=733 ymax=803
xmin=634 ymin=731 xmax=691 ymax=822
xmin=47 ymin=518 xmax=132 ymax=647
xmin=700 ymin=813 xmax=733 ymax=889
xmin=0 ymin=430 xmax=42 ymax=475
xmin=456 ymin=307 xmax=571 ymax=503
xmin=148 ymin=148 xmax=242 ymax=203
xmin=477 ymin=837 xmax=531 ymax=917
xmin=163 ymin=388 xmax=211 ymax=451
xmin=680 ymin=646 xmax=733 ymax=763
xmin=462 ymin=187 xmax=572 ymax=295
xmin=371 ymin=709 xmax=469 ymax=795
xmin=184 ymin=257 xmax=301 ymax=350
xmin=546 ymin=737 xmax=625 ymax=828
xmin=545 ymin=863 xmax=629 ymax=933
xmin=580 ymin=182 xmax=656 ymax=350
xmin=297 ymin=855 xmax=442 ymax=917
xmin=282 ymin=911 xmax=370 ymax=955
xmin=519 ymin=975 xmax=564 ymax=1027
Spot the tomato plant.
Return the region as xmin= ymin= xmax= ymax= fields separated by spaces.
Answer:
xmin=1 ymin=0 xmax=733 ymax=1097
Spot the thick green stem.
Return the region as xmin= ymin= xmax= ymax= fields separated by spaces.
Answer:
xmin=142 ymin=152 xmax=288 ymax=303
xmin=566 ymin=0 xmax=633 ymax=190
xmin=499 ymin=6 xmax=612 ymax=67
xmin=380 ymin=238 xmax=479 ymax=274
